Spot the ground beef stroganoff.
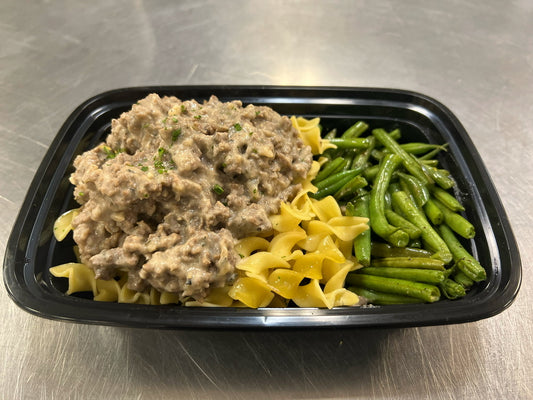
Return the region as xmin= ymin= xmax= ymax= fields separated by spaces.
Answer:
xmin=69 ymin=94 xmax=312 ymax=301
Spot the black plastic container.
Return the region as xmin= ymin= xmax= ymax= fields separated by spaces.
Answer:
xmin=3 ymin=86 xmax=522 ymax=329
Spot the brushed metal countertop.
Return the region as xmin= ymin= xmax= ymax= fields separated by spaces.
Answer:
xmin=1 ymin=1 xmax=531 ymax=399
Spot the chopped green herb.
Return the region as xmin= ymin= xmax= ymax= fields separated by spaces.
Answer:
xmin=79 ymin=192 xmax=84 ymax=196
xmin=142 ymin=123 xmax=150 ymax=129
xmin=239 ymin=253 xmax=245 ymax=259
xmin=249 ymin=131 xmax=254 ymax=136
xmin=161 ymin=117 xmax=168 ymax=124
xmin=255 ymin=110 xmax=261 ymax=117
xmin=144 ymin=193 xmax=149 ymax=198
xmin=141 ymin=166 xmax=148 ymax=172
xmin=172 ymin=117 xmax=178 ymax=123
xmin=221 ymin=162 xmax=227 ymax=169
xmin=181 ymin=105 xmax=186 ymax=113
xmin=171 ymin=128 xmax=181 ymax=142
xmin=212 ymin=184 xmax=224 ymax=195
xmin=153 ymin=147 xmax=176 ymax=172
xmin=103 ymin=146 xmax=116 ymax=159
xmin=233 ymin=123 xmax=242 ymax=131
xmin=194 ymin=115 xmax=202 ymax=120
xmin=252 ymin=148 xmax=258 ymax=153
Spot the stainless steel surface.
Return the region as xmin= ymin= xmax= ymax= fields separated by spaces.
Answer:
xmin=1 ymin=0 xmax=531 ymax=398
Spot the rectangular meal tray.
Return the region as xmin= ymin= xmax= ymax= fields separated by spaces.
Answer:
xmin=3 ymin=86 xmax=522 ymax=329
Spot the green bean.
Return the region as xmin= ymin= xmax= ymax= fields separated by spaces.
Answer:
xmin=371 ymin=256 xmax=445 ymax=270
xmin=453 ymin=270 xmax=474 ymax=288
xmin=363 ymin=164 xmax=380 ymax=181
xmin=413 ymin=156 xmax=455 ymax=189
xmin=397 ymin=172 xmax=430 ymax=207
xmin=369 ymin=154 xmax=410 ymax=247
xmin=353 ymin=186 xmax=370 ymax=199
xmin=370 ymin=148 xmax=386 ymax=162
xmin=399 ymin=179 xmax=421 ymax=210
xmin=420 ymin=159 xmax=439 ymax=167
xmin=313 ymin=157 xmax=347 ymax=183
xmin=439 ymin=278 xmax=466 ymax=299
xmin=348 ymin=287 xmax=424 ymax=305
xmin=341 ymin=121 xmax=369 ymax=138
xmin=346 ymin=194 xmax=371 ymax=267
xmin=324 ymin=128 xmax=337 ymax=140
xmin=384 ymin=191 xmax=393 ymax=209
xmin=351 ymin=136 xmax=376 ymax=170
xmin=358 ymin=267 xmax=446 ymax=284
xmin=391 ymin=190 xmax=452 ymax=263
xmin=423 ymin=165 xmax=456 ymax=190
xmin=423 ymin=198 xmax=444 ymax=225
xmin=399 ymin=143 xmax=448 ymax=155
xmin=334 ymin=175 xmax=368 ymax=200
xmin=438 ymin=225 xmax=486 ymax=282
xmin=311 ymin=173 xmax=355 ymax=200
xmin=385 ymin=209 xmax=422 ymax=239
xmin=430 ymin=186 xmax=465 ymax=212
xmin=346 ymin=274 xmax=441 ymax=303
xmin=342 ymin=149 xmax=358 ymax=170
xmin=328 ymin=137 xmax=372 ymax=150
xmin=388 ymin=128 xmax=401 ymax=141
xmin=388 ymin=181 xmax=402 ymax=194
xmin=371 ymin=242 xmax=433 ymax=258
xmin=314 ymin=170 xmax=360 ymax=190
xmin=433 ymin=198 xmax=476 ymax=239
xmin=372 ymin=128 xmax=431 ymax=184
xmin=418 ymin=143 xmax=449 ymax=160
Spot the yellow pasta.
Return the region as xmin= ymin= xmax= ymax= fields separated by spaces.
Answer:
xmin=292 ymin=253 xmax=325 ymax=279
xmin=234 ymin=237 xmax=270 ymax=257
xmin=53 ymin=209 xmax=79 ymax=241
xmin=50 ymin=263 xmax=97 ymax=295
xmin=230 ymin=191 xmax=369 ymax=308
xmin=325 ymin=288 xmax=360 ymax=308
xmin=291 ymin=116 xmax=336 ymax=155
xmin=49 ymin=263 xmax=180 ymax=305
xmin=292 ymin=279 xmax=330 ymax=308
xmin=306 ymin=217 xmax=369 ymax=242
xmin=267 ymin=228 xmax=307 ymax=257
xmin=228 ymin=277 xmax=275 ymax=308
xmin=267 ymin=269 xmax=304 ymax=299
xmin=94 ymin=278 xmax=121 ymax=302
xmin=298 ymin=161 xmax=321 ymax=194
xmin=310 ymin=195 xmax=342 ymax=221
xmin=236 ymin=252 xmax=291 ymax=275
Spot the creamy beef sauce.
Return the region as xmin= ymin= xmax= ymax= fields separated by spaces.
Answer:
xmin=70 ymin=94 xmax=313 ymax=301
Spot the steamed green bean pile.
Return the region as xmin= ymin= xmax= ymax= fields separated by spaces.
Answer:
xmin=312 ymin=121 xmax=486 ymax=305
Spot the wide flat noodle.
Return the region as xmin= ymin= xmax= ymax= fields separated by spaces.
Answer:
xmin=50 ymin=263 xmax=97 ymax=296
xmin=231 ymin=191 xmax=368 ymax=308
xmin=291 ymin=116 xmax=336 ymax=155
xmin=53 ymin=209 xmax=80 ymax=241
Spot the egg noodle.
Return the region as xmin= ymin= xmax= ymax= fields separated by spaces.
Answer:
xmin=50 ymin=116 xmax=369 ymax=308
